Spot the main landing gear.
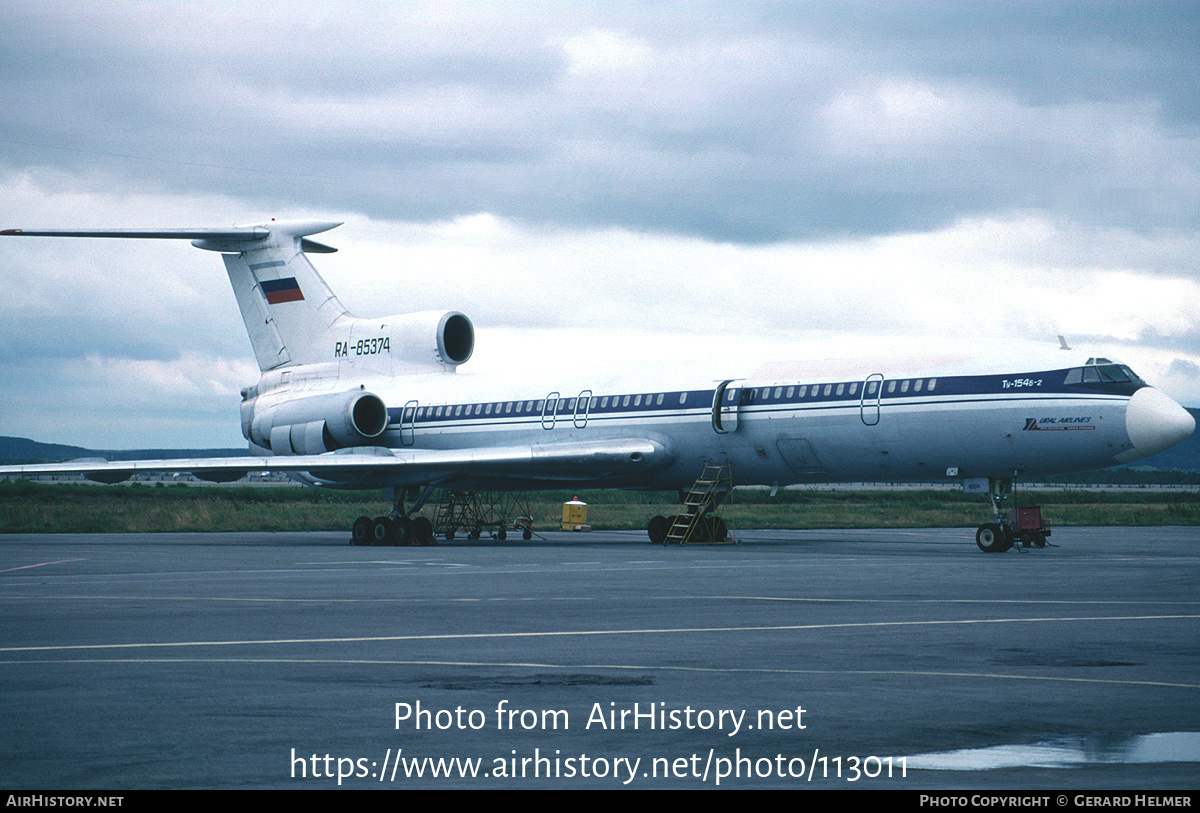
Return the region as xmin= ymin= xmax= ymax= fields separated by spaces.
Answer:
xmin=350 ymin=485 xmax=437 ymax=546
xmin=351 ymin=514 xmax=436 ymax=546
xmin=974 ymin=477 xmax=1052 ymax=553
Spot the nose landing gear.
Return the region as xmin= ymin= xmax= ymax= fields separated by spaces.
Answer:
xmin=974 ymin=478 xmax=1052 ymax=552
xmin=976 ymin=478 xmax=1014 ymax=553
xmin=975 ymin=520 xmax=1011 ymax=553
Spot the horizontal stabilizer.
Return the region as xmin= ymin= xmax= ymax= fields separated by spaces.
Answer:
xmin=0 ymin=227 xmax=269 ymax=240
xmin=0 ymin=221 xmax=341 ymax=253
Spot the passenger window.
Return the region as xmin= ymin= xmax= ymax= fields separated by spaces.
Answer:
xmin=798 ymin=386 xmax=807 ymax=398
xmin=774 ymin=387 xmax=782 ymax=399
xmin=679 ymin=393 xmax=687 ymax=404
xmin=455 ymin=405 xmax=462 ymax=416
xmin=836 ymin=384 xmax=845 ymax=396
xmin=901 ymin=380 xmax=909 ymax=393
xmin=887 ymin=381 xmax=896 ymax=393
xmin=634 ymin=395 xmax=642 ymax=406
xmin=485 ymin=404 xmax=492 ymax=414
xmin=823 ymin=384 xmax=832 ymax=396
xmin=914 ymin=379 xmax=923 ymax=392
xmin=623 ymin=395 xmax=631 ymax=406
xmin=567 ymin=399 xmax=576 ymax=410
xmin=786 ymin=387 xmax=794 ymax=398
xmin=849 ymin=382 xmax=858 ymax=395
xmin=505 ymin=402 xmax=513 ymax=413
xmin=867 ymin=382 xmax=877 ymax=395
xmin=928 ymin=379 xmax=937 ymax=391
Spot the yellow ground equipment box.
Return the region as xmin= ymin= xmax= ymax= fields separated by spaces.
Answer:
xmin=562 ymin=497 xmax=588 ymax=531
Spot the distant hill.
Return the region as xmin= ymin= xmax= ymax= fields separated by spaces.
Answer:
xmin=0 ymin=436 xmax=249 ymax=464
xmin=0 ymin=437 xmax=94 ymax=463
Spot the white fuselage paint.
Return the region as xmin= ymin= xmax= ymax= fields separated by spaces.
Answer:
xmin=255 ymin=360 xmax=1140 ymax=491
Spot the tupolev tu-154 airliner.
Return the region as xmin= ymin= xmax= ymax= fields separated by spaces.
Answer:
xmin=0 ymin=219 xmax=1194 ymax=551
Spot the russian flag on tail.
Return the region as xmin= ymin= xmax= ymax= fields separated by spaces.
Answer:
xmin=260 ymin=277 xmax=304 ymax=304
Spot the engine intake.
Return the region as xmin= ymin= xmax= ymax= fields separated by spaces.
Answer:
xmin=437 ymin=312 xmax=474 ymax=366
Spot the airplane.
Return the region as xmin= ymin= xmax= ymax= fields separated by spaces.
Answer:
xmin=0 ymin=219 xmax=1194 ymax=552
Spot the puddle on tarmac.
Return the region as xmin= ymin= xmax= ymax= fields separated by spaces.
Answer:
xmin=905 ymin=732 xmax=1200 ymax=771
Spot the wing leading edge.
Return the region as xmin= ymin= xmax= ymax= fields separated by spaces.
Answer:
xmin=0 ymin=438 xmax=670 ymax=488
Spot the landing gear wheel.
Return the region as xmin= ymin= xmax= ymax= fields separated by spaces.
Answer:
xmin=976 ymin=523 xmax=1005 ymax=553
xmin=395 ymin=516 xmax=416 ymax=546
xmin=371 ymin=516 xmax=394 ymax=546
xmin=351 ymin=516 xmax=373 ymax=546
xmin=413 ymin=517 xmax=434 ymax=545
xmin=997 ymin=525 xmax=1014 ymax=553
xmin=523 ymin=528 xmax=533 ymax=541
xmin=711 ymin=516 xmax=729 ymax=543
xmin=647 ymin=515 xmax=669 ymax=544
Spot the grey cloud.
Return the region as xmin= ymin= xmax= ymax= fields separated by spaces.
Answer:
xmin=1167 ymin=358 xmax=1200 ymax=381
xmin=1 ymin=2 xmax=1197 ymax=243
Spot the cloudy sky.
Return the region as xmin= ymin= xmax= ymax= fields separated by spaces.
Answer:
xmin=1 ymin=1 xmax=1198 ymax=449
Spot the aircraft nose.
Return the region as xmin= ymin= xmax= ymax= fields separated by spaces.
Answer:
xmin=1123 ymin=387 xmax=1195 ymax=460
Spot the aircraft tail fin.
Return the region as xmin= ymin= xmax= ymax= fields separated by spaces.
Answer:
xmin=199 ymin=222 xmax=352 ymax=370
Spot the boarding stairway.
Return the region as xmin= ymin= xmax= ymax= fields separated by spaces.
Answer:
xmin=664 ymin=462 xmax=735 ymax=544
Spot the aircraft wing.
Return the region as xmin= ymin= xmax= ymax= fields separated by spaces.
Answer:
xmin=0 ymin=438 xmax=670 ymax=487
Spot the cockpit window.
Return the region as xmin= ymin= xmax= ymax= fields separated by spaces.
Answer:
xmin=1064 ymin=364 xmax=1143 ymax=386
xmin=1098 ymin=364 xmax=1137 ymax=383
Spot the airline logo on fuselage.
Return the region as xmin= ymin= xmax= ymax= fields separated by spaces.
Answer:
xmin=260 ymin=277 xmax=305 ymax=304
xmin=1024 ymin=417 xmax=1095 ymax=431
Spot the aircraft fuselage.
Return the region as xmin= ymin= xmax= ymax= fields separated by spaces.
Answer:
xmin=250 ymin=360 xmax=1182 ymax=492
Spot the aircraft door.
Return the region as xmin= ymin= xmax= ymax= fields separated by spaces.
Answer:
xmin=860 ymin=374 xmax=883 ymax=426
xmin=573 ymin=390 xmax=592 ymax=428
xmin=712 ymin=380 xmax=742 ymax=434
xmin=399 ymin=399 xmax=418 ymax=446
xmin=542 ymin=392 xmax=560 ymax=430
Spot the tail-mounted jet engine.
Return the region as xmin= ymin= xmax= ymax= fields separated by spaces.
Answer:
xmin=246 ymin=389 xmax=389 ymax=455
xmin=390 ymin=310 xmax=474 ymax=369
xmin=337 ymin=310 xmax=474 ymax=371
